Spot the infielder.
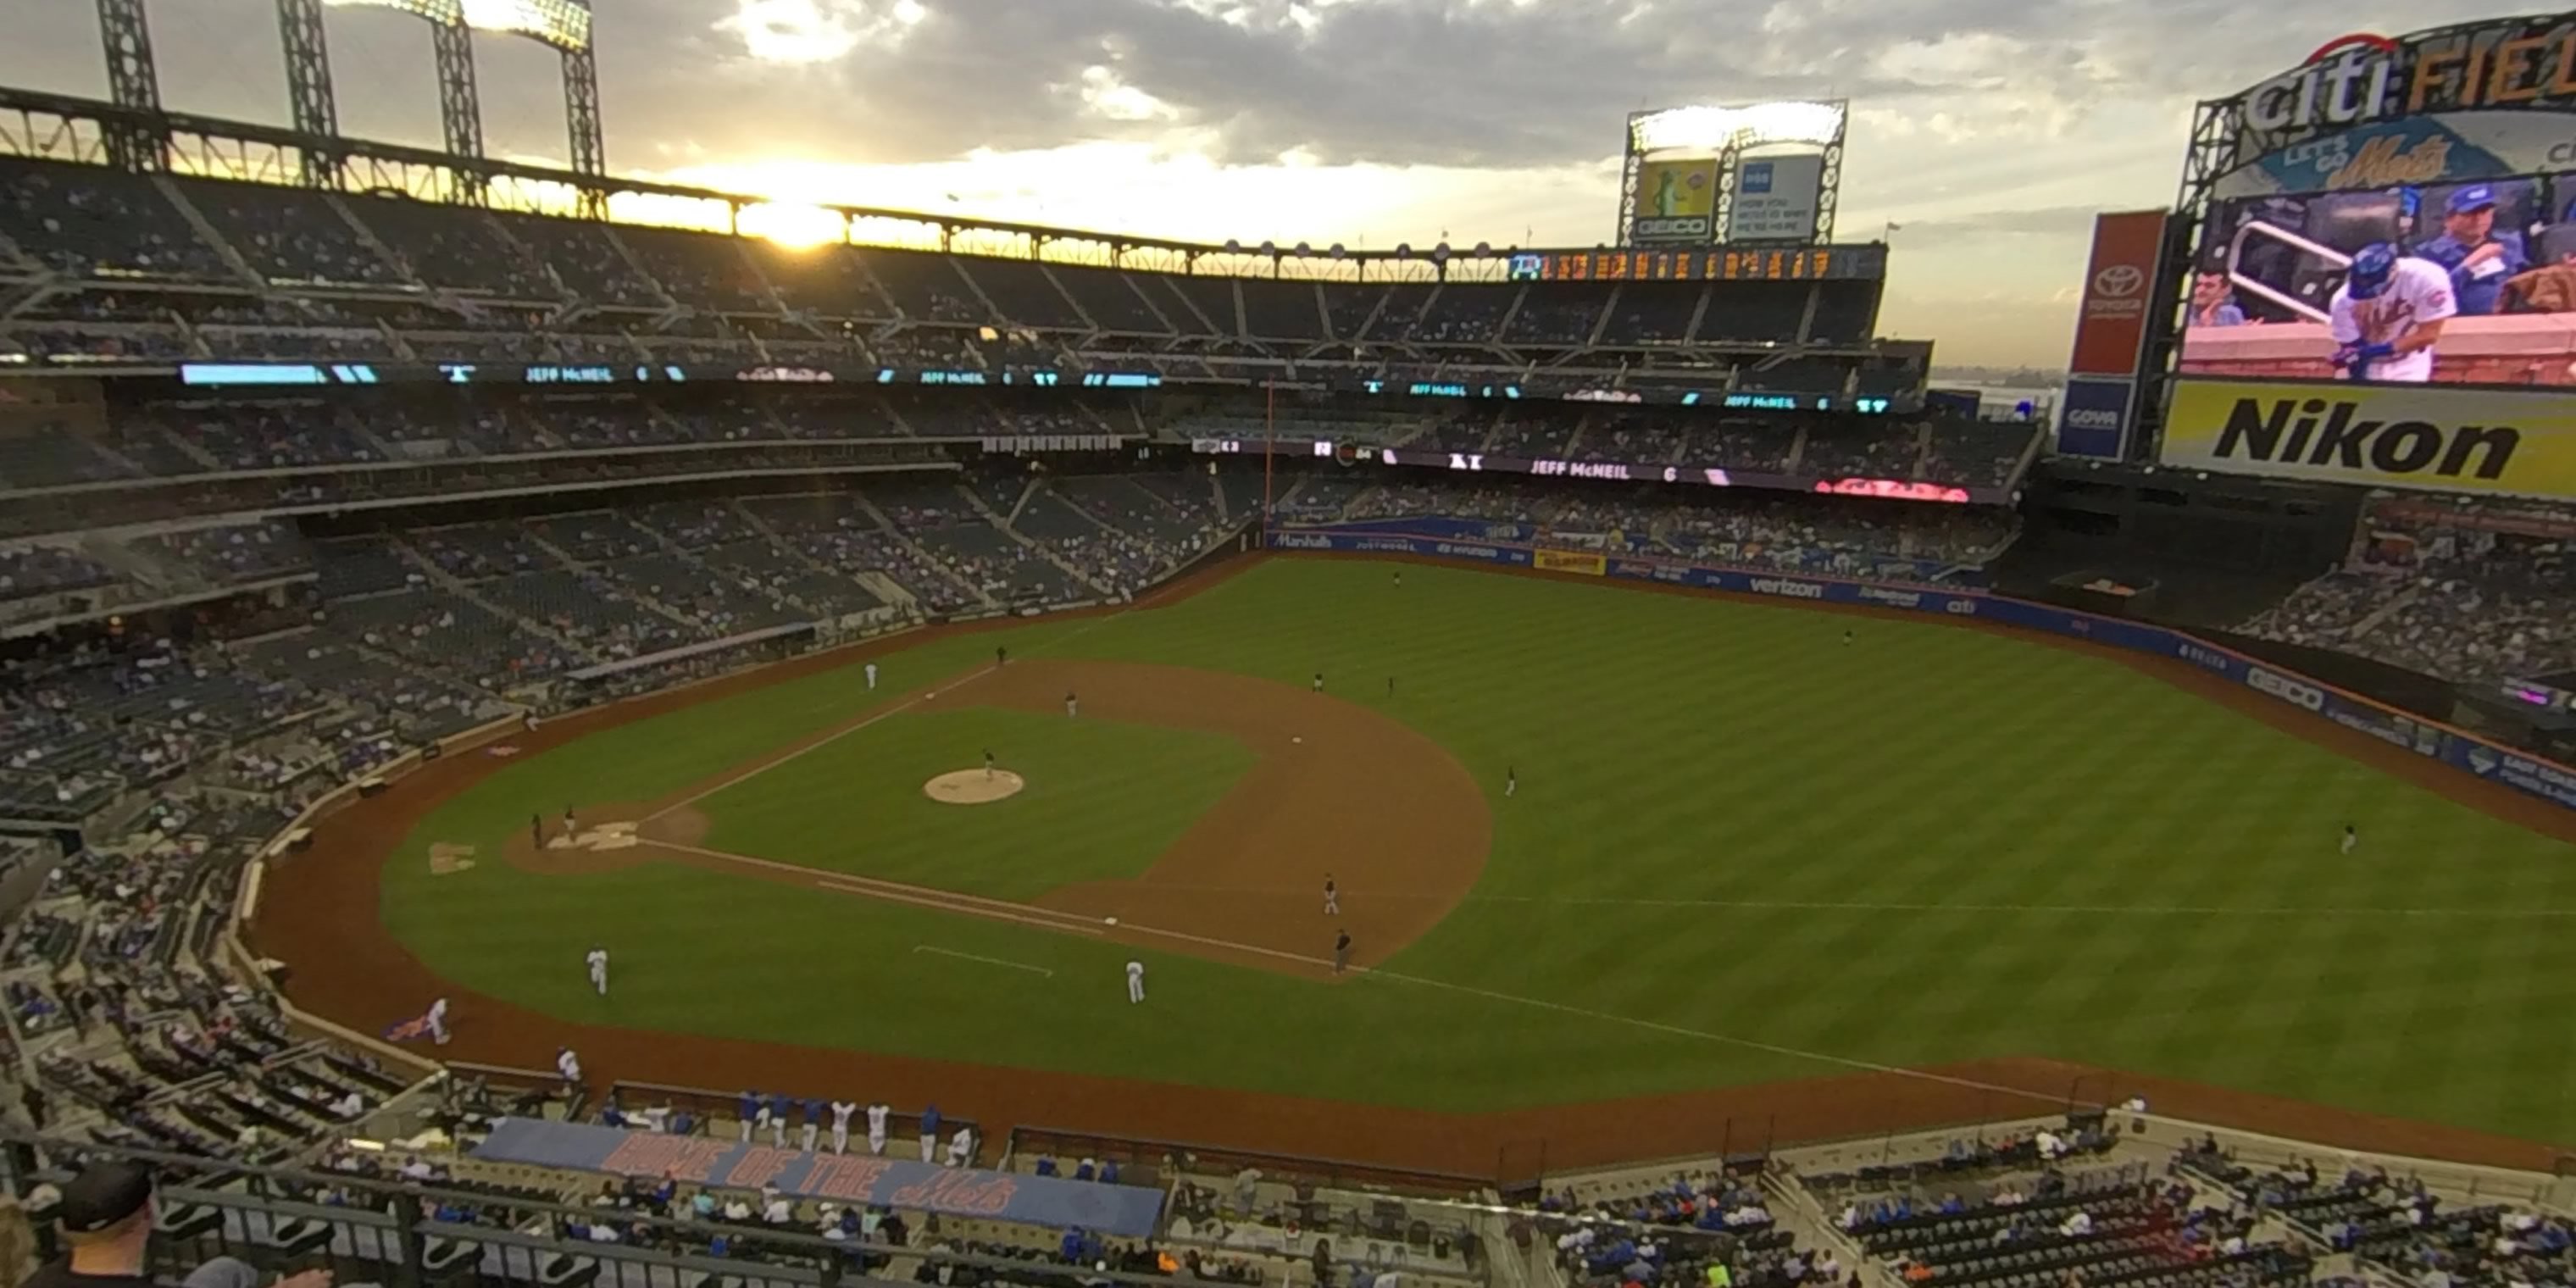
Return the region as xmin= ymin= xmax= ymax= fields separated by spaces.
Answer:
xmin=1126 ymin=959 xmax=1146 ymax=1003
xmin=866 ymin=1102 xmax=891 ymax=1155
xmin=865 ymin=662 xmax=879 ymax=690
xmin=1065 ymin=691 xmax=1079 ymax=719
xmin=2341 ymin=823 xmax=2359 ymax=855
xmin=830 ymin=1099 xmax=856 ymax=1153
xmin=427 ymin=997 xmax=450 ymax=1045
xmin=1312 ymin=671 xmax=1324 ymax=693
xmin=585 ymin=946 xmax=608 ymax=997
xmin=2329 ymin=243 xmax=2457 ymax=382
xmin=984 ymin=747 xmax=997 ymax=780
xmin=801 ymin=1097 xmax=823 ymax=1152
xmin=1323 ymin=875 xmax=1339 ymax=916
xmin=556 ymin=1046 xmax=582 ymax=1087
xmin=562 ymin=805 xmax=578 ymax=841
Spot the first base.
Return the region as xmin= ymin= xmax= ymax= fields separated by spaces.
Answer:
xmin=1105 ymin=917 xmax=1119 ymax=925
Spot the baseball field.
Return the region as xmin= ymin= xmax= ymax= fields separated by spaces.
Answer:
xmin=256 ymin=554 xmax=2576 ymax=1171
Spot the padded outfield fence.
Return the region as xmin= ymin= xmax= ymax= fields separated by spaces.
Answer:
xmin=1269 ymin=519 xmax=2576 ymax=817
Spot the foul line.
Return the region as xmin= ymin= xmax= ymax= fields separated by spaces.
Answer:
xmin=677 ymin=847 xmax=2074 ymax=1113
xmin=1092 ymin=880 xmax=2576 ymax=919
xmin=646 ymin=839 xmax=1107 ymax=936
xmin=913 ymin=945 xmax=1052 ymax=977
xmin=643 ymin=612 xmax=1124 ymax=824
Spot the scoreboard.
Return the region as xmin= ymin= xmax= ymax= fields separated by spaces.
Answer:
xmin=1507 ymin=244 xmax=1885 ymax=283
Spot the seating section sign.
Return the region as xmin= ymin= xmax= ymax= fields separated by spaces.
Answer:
xmin=472 ymin=1118 xmax=1165 ymax=1235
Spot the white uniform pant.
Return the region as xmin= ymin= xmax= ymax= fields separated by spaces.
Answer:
xmin=1128 ymin=974 xmax=1145 ymax=1003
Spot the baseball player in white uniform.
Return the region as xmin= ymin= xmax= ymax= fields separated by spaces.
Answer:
xmin=2341 ymin=823 xmax=2359 ymax=854
xmin=585 ymin=947 xmax=608 ymax=997
xmin=1065 ymin=691 xmax=1078 ymax=718
xmin=947 ymin=1127 xmax=975 ymax=1166
xmin=427 ymin=997 xmax=450 ymax=1045
xmin=2329 ymin=243 xmax=2457 ymax=382
xmin=1125 ymin=959 xmax=1146 ymax=1003
xmin=865 ymin=662 xmax=879 ymax=690
xmin=1323 ymin=875 xmax=1339 ymax=916
xmin=556 ymin=1046 xmax=582 ymax=1086
xmin=830 ymin=1100 xmax=856 ymax=1153
xmin=866 ymin=1102 xmax=890 ymax=1155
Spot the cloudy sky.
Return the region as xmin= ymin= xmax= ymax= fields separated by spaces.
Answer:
xmin=0 ymin=0 xmax=2536 ymax=367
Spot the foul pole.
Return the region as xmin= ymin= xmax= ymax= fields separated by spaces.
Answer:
xmin=1261 ymin=379 xmax=1276 ymax=540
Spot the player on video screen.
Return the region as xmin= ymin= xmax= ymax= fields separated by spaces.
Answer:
xmin=2329 ymin=243 xmax=2456 ymax=382
xmin=2414 ymin=185 xmax=2526 ymax=316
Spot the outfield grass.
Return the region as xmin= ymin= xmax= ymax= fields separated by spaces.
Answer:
xmin=380 ymin=558 xmax=2576 ymax=1141
xmin=700 ymin=708 xmax=1256 ymax=898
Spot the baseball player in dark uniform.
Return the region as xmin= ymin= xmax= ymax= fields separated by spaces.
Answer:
xmin=1333 ymin=929 xmax=1352 ymax=974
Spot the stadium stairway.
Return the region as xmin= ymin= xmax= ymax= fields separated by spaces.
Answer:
xmin=148 ymin=177 xmax=261 ymax=287
xmin=851 ymin=491 xmax=996 ymax=609
xmin=952 ymin=484 xmax=1113 ymax=598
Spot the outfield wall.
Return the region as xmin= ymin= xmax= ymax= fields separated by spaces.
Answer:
xmin=1269 ymin=523 xmax=2576 ymax=816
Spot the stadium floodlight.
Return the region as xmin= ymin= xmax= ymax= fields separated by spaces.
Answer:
xmin=324 ymin=0 xmax=468 ymax=19
xmin=462 ymin=0 xmax=591 ymax=49
xmin=1629 ymin=101 xmax=1845 ymax=153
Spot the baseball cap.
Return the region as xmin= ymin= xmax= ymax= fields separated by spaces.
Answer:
xmin=56 ymin=1160 xmax=153 ymax=1234
xmin=2346 ymin=243 xmax=2397 ymax=300
xmin=2446 ymin=185 xmax=2497 ymax=214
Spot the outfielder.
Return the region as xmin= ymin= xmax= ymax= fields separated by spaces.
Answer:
xmin=1126 ymin=959 xmax=1146 ymax=1003
xmin=1323 ymin=875 xmax=1339 ymax=916
xmin=585 ymin=946 xmax=608 ymax=997
xmin=2329 ymin=243 xmax=2457 ymax=382
xmin=2341 ymin=823 xmax=2359 ymax=855
xmin=865 ymin=662 xmax=879 ymax=690
xmin=866 ymin=1102 xmax=891 ymax=1155
xmin=1506 ymin=766 xmax=1517 ymax=798
xmin=830 ymin=1099 xmax=856 ymax=1153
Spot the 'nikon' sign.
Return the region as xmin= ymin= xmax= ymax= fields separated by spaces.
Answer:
xmin=2162 ymin=379 xmax=2576 ymax=501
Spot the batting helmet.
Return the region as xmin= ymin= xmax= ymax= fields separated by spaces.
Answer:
xmin=2346 ymin=243 xmax=2397 ymax=300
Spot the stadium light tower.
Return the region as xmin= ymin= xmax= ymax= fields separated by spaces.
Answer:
xmin=277 ymin=0 xmax=341 ymax=184
xmin=459 ymin=0 xmax=607 ymax=209
xmin=93 ymin=0 xmax=167 ymax=171
xmin=323 ymin=0 xmax=488 ymax=168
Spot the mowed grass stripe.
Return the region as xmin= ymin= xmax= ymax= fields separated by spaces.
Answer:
xmin=380 ymin=558 xmax=2576 ymax=1142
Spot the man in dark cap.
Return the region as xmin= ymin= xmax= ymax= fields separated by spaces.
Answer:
xmin=24 ymin=1161 xmax=331 ymax=1288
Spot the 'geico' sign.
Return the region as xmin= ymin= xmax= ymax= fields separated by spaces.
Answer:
xmin=1632 ymin=216 xmax=1712 ymax=241
xmin=2246 ymin=665 xmax=2327 ymax=712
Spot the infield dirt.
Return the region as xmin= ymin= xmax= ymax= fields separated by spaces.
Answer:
xmin=250 ymin=552 xmax=2573 ymax=1176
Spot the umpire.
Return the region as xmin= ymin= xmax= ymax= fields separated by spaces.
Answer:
xmin=1332 ymin=930 xmax=1352 ymax=975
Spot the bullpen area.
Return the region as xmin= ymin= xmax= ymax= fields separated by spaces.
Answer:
xmin=253 ymin=555 xmax=2576 ymax=1174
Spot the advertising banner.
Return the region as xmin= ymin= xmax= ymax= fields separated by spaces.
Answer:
xmin=2068 ymin=212 xmax=2169 ymax=377
xmin=1629 ymin=158 xmax=1722 ymax=244
xmin=2162 ymin=377 xmax=2566 ymax=498
xmin=1726 ymin=153 xmax=1826 ymax=242
xmin=2055 ymin=377 xmax=2136 ymax=460
xmin=2205 ymin=16 xmax=2576 ymax=199
xmin=1269 ymin=528 xmax=2576 ymax=815
xmin=1533 ymin=549 xmax=1608 ymax=575
xmin=473 ymin=1119 xmax=1166 ymax=1236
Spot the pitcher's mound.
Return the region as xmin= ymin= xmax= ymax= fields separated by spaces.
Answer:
xmin=925 ymin=769 xmax=1025 ymax=804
